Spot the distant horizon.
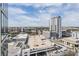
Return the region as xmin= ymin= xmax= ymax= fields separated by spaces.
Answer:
xmin=8 ymin=26 xmax=79 ymax=28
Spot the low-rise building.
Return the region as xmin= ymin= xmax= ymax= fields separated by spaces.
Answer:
xmin=13 ymin=33 xmax=29 ymax=44
xmin=8 ymin=33 xmax=29 ymax=56
xmin=60 ymin=37 xmax=79 ymax=49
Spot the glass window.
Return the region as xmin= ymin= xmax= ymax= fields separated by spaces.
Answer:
xmin=0 ymin=3 xmax=8 ymax=56
xmin=0 ymin=3 xmax=2 ymax=8
xmin=67 ymin=42 xmax=70 ymax=46
xmin=75 ymin=44 xmax=79 ymax=47
xmin=1 ymin=8 xmax=8 ymax=35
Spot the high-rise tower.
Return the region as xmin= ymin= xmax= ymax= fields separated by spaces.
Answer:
xmin=49 ymin=16 xmax=62 ymax=39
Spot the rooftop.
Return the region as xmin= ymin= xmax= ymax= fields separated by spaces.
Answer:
xmin=28 ymin=35 xmax=54 ymax=49
xmin=13 ymin=33 xmax=28 ymax=39
xmin=61 ymin=37 xmax=79 ymax=44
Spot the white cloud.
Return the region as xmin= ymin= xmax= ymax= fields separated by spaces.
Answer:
xmin=31 ymin=3 xmax=62 ymax=8
xmin=8 ymin=3 xmax=79 ymax=27
xmin=20 ymin=3 xmax=63 ymax=8
xmin=8 ymin=7 xmax=26 ymax=15
xmin=8 ymin=7 xmax=29 ymax=27
xmin=62 ymin=11 xmax=79 ymax=26
xmin=9 ymin=15 xmax=40 ymax=27
xmin=8 ymin=7 xmax=42 ymax=27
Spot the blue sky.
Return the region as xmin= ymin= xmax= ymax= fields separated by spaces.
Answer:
xmin=8 ymin=3 xmax=79 ymax=27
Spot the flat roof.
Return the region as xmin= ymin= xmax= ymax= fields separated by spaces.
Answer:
xmin=13 ymin=33 xmax=28 ymax=39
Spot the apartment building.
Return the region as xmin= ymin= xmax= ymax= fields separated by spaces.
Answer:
xmin=49 ymin=16 xmax=62 ymax=39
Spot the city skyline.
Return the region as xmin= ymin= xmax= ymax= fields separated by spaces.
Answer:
xmin=1 ymin=3 xmax=79 ymax=56
xmin=8 ymin=3 xmax=79 ymax=27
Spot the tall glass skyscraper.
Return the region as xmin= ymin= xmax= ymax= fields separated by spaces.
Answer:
xmin=0 ymin=3 xmax=8 ymax=56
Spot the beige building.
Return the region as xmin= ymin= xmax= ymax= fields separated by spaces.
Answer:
xmin=60 ymin=31 xmax=79 ymax=49
xmin=60 ymin=37 xmax=79 ymax=49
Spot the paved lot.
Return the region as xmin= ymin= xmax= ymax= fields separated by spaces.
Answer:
xmin=28 ymin=35 xmax=54 ymax=49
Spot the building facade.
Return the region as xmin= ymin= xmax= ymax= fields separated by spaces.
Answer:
xmin=72 ymin=31 xmax=79 ymax=39
xmin=49 ymin=16 xmax=62 ymax=39
xmin=0 ymin=3 xmax=8 ymax=56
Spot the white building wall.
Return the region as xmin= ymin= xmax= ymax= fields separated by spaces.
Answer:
xmin=43 ymin=31 xmax=50 ymax=39
xmin=49 ymin=16 xmax=62 ymax=39
xmin=72 ymin=31 xmax=79 ymax=39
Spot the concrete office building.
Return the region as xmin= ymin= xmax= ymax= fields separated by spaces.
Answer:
xmin=0 ymin=3 xmax=8 ymax=56
xmin=49 ymin=16 xmax=62 ymax=39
